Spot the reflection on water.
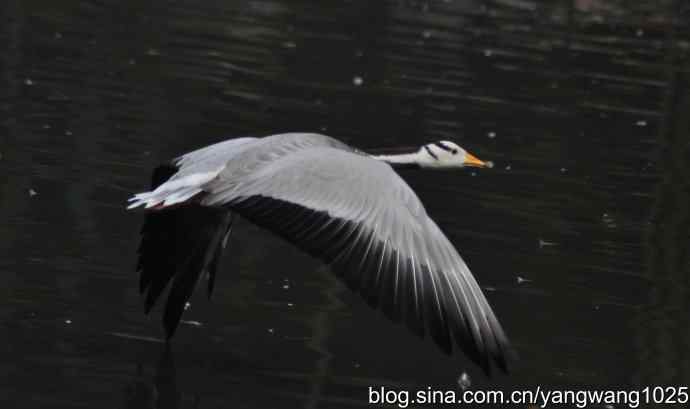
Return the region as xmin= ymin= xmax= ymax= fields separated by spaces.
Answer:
xmin=123 ymin=348 xmax=183 ymax=409
xmin=2 ymin=0 xmax=690 ymax=407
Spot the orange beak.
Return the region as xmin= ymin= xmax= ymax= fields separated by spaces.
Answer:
xmin=464 ymin=151 xmax=488 ymax=168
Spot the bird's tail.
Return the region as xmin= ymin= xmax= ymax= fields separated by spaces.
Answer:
xmin=135 ymin=164 xmax=234 ymax=338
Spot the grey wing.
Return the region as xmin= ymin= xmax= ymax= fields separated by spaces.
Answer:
xmin=173 ymin=136 xmax=259 ymax=175
xmin=175 ymin=133 xmax=351 ymax=174
xmin=202 ymin=147 xmax=513 ymax=373
xmin=128 ymin=133 xmax=352 ymax=209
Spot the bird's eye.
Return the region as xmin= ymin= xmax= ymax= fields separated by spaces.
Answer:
xmin=451 ymin=149 xmax=458 ymax=154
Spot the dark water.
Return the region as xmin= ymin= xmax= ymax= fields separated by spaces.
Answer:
xmin=1 ymin=0 xmax=689 ymax=407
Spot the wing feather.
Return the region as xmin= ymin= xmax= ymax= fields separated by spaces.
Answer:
xmin=200 ymin=144 xmax=512 ymax=373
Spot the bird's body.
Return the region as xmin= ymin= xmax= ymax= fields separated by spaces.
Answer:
xmin=128 ymin=133 xmax=512 ymax=374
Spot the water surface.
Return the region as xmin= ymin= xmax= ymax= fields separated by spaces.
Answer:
xmin=1 ymin=0 xmax=689 ymax=408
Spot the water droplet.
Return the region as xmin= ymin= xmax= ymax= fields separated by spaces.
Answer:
xmin=636 ymin=120 xmax=647 ymax=127
xmin=28 ymin=189 xmax=37 ymax=197
xmin=282 ymin=41 xmax=296 ymax=49
xmin=353 ymin=76 xmax=363 ymax=86
xmin=505 ymin=165 xmax=512 ymax=171
xmin=65 ymin=319 xmax=72 ymax=324
xmin=55 ymin=32 xmax=62 ymax=39
xmin=538 ymin=238 xmax=557 ymax=248
xmin=287 ymin=303 xmax=294 ymax=307
xmin=487 ymin=131 xmax=496 ymax=139
xmin=65 ymin=130 xmax=73 ymax=136
xmin=24 ymin=78 xmax=34 ymax=86
xmin=457 ymin=372 xmax=471 ymax=391
xmin=267 ymin=328 xmax=274 ymax=334
xmin=470 ymin=172 xmax=476 ymax=177
xmin=485 ymin=161 xmax=494 ymax=169
xmin=560 ymin=167 xmax=567 ymax=173
xmin=128 ymin=59 xmax=136 ymax=65
xmin=184 ymin=302 xmax=191 ymax=310
xmin=636 ymin=29 xmax=644 ymax=37
xmin=282 ymin=284 xmax=290 ymax=290
xmin=146 ymin=48 xmax=160 ymax=56
xmin=602 ymin=213 xmax=617 ymax=228
xmin=483 ymin=49 xmax=493 ymax=57
xmin=354 ymin=362 xmax=361 ymax=368
xmin=422 ymin=30 xmax=432 ymax=39
xmin=516 ymin=276 xmax=531 ymax=284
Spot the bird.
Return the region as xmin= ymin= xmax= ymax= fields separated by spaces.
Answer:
xmin=127 ymin=132 xmax=512 ymax=374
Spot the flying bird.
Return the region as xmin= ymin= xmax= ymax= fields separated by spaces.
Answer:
xmin=128 ymin=133 xmax=512 ymax=374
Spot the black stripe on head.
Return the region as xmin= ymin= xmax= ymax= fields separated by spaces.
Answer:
xmin=435 ymin=142 xmax=453 ymax=152
xmin=424 ymin=145 xmax=439 ymax=160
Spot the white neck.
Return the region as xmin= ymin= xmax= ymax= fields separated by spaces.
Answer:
xmin=370 ymin=150 xmax=428 ymax=169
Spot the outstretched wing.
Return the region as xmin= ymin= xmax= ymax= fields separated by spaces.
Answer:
xmin=202 ymin=147 xmax=513 ymax=373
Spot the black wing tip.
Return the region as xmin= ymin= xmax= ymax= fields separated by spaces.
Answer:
xmin=163 ymin=307 xmax=182 ymax=340
xmin=206 ymin=271 xmax=215 ymax=300
xmin=135 ymin=203 xmax=232 ymax=340
xmin=165 ymin=328 xmax=176 ymax=341
xmin=469 ymin=337 xmax=516 ymax=377
xmin=143 ymin=283 xmax=164 ymax=314
xmin=497 ymin=342 xmax=519 ymax=373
